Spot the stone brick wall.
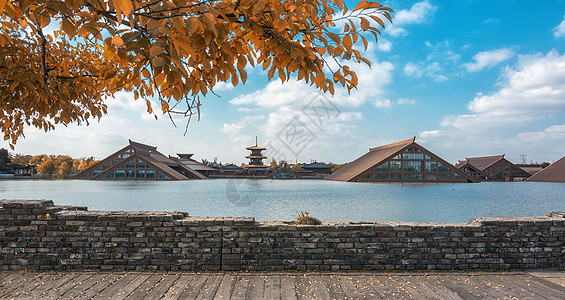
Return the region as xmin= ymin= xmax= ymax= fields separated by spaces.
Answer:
xmin=1 ymin=200 xmax=564 ymax=271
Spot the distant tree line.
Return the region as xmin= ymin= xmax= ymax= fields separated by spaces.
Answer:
xmin=1 ymin=148 xmax=98 ymax=178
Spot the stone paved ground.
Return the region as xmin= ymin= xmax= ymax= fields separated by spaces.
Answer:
xmin=1 ymin=270 xmax=564 ymax=299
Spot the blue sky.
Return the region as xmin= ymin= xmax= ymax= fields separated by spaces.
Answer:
xmin=5 ymin=0 xmax=565 ymax=166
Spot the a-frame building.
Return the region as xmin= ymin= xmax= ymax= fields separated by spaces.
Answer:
xmin=325 ymin=138 xmax=477 ymax=183
xmin=456 ymin=155 xmax=530 ymax=181
xmin=73 ymin=140 xmax=206 ymax=180
xmin=455 ymin=160 xmax=493 ymax=181
xmin=525 ymin=155 xmax=565 ymax=183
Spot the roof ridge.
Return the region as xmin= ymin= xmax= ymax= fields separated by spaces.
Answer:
xmin=129 ymin=139 xmax=157 ymax=150
xmin=369 ymin=137 xmax=414 ymax=152
xmin=467 ymin=154 xmax=504 ymax=159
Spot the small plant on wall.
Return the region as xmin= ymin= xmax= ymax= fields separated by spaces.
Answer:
xmin=294 ymin=211 xmax=322 ymax=225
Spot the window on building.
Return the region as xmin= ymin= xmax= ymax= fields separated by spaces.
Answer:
xmin=437 ymin=162 xmax=451 ymax=172
xmin=438 ymin=174 xmax=452 ymax=181
xmin=126 ymin=159 xmax=135 ymax=168
xmin=425 ymin=161 xmax=437 ymax=172
xmin=454 ymin=172 xmax=465 ymax=181
xmin=115 ymin=170 xmax=125 ymax=179
xmin=403 ymin=160 xmax=422 ymax=172
xmin=146 ymin=170 xmax=155 ymax=179
xmin=402 ymin=153 xmax=424 ymax=160
xmin=374 ymin=173 xmax=389 ymax=181
xmin=156 ymin=171 xmax=170 ymax=180
xmin=360 ymin=172 xmax=372 ymax=181
xmin=374 ymin=162 xmax=389 ymax=172
xmin=390 ymin=161 xmax=401 ymax=172
xmin=404 ymin=174 xmax=423 ymax=181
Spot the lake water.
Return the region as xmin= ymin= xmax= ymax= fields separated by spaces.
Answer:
xmin=1 ymin=179 xmax=564 ymax=223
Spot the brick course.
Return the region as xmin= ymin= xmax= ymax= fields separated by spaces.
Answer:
xmin=1 ymin=200 xmax=564 ymax=271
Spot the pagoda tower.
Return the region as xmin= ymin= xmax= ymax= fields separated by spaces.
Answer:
xmin=243 ymin=137 xmax=269 ymax=174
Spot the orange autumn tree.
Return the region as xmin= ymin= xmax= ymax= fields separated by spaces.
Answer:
xmin=0 ymin=0 xmax=392 ymax=148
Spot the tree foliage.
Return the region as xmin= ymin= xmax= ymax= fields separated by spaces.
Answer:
xmin=28 ymin=153 xmax=97 ymax=177
xmin=37 ymin=158 xmax=56 ymax=176
xmin=0 ymin=148 xmax=10 ymax=166
xmin=1 ymin=0 xmax=392 ymax=148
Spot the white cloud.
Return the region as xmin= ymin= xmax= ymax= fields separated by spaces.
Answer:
xmin=225 ymin=60 xmax=394 ymax=161
xmin=337 ymin=112 xmax=364 ymax=122
xmin=426 ymin=62 xmax=448 ymax=81
xmin=553 ymin=15 xmax=565 ymax=38
xmin=230 ymin=60 xmax=394 ymax=110
xmin=230 ymin=80 xmax=316 ymax=109
xmin=386 ymin=27 xmax=408 ymax=37
xmin=419 ymin=130 xmax=445 ymax=139
xmin=518 ymin=124 xmax=565 ymax=140
xmin=212 ymin=81 xmax=235 ymax=91
xmin=397 ymin=98 xmax=416 ymax=105
xmin=443 ymin=51 xmax=565 ymax=130
xmin=463 ymin=48 xmax=515 ymax=72
xmin=236 ymin=107 xmax=254 ymax=113
xmin=394 ymin=1 xmax=437 ymax=26
xmin=405 ymin=61 xmax=449 ymax=82
xmin=375 ymin=99 xmax=392 ymax=108
xmin=483 ymin=18 xmax=500 ymax=25
xmin=404 ymin=63 xmax=423 ymax=78
xmin=387 ymin=1 xmax=437 ymax=37
xmin=377 ymin=38 xmax=392 ymax=51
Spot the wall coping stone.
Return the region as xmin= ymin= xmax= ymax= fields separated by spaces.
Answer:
xmin=1 ymin=199 xmax=564 ymax=227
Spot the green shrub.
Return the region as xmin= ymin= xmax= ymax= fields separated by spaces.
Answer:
xmin=294 ymin=211 xmax=321 ymax=225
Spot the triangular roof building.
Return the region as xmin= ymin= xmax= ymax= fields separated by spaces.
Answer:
xmin=457 ymin=154 xmax=530 ymax=181
xmin=325 ymin=138 xmax=476 ymax=183
xmin=73 ymin=140 xmax=206 ymax=180
xmin=525 ymin=156 xmax=565 ymax=183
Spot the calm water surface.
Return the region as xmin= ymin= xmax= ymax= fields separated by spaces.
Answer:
xmin=1 ymin=179 xmax=564 ymax=223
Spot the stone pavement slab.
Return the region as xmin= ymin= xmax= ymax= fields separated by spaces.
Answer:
xmin=0 ymin=270 xmax=564 ymax=299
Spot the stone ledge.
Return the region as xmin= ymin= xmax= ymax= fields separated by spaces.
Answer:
xmin=1 ymin=199 xmax=564 ymax=271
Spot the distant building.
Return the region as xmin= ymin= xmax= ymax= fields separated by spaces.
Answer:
xmin=170 ymin=154 xmax=216 ymax=177
xmin=242 ymin=137 xmax=270 ymax=175
xmin=218 ymin=164 xmax=245 ymax=175
xmin=300 ymin=162 xmax=333 ymax=178
xmin=73 ymin=140 xmax=206 ymax=180
xmin=325 ymin=137 xmax=476 ymax=183
xmin=455 ymin=160 xmax=492 ymax=181
xmin=525 ymin=156 xmax=565 ymax=183
xmin=516 ymin=164 xmax=544 ymax=176
xmin=0 ymin=164 xmax=37 ymax=177
xmin=456 ymin=155 xmax=530 ymax=181
xmin=271 ymin=165 xmax=301 ymax=179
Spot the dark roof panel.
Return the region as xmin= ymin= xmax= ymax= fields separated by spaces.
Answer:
xmin=465 ymin=155 xmax=504 ymax=171
xmin=302 ymin=162 xmax=333 ymax=169
xmin=525 ymin=156 xmax=565 ymax=183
